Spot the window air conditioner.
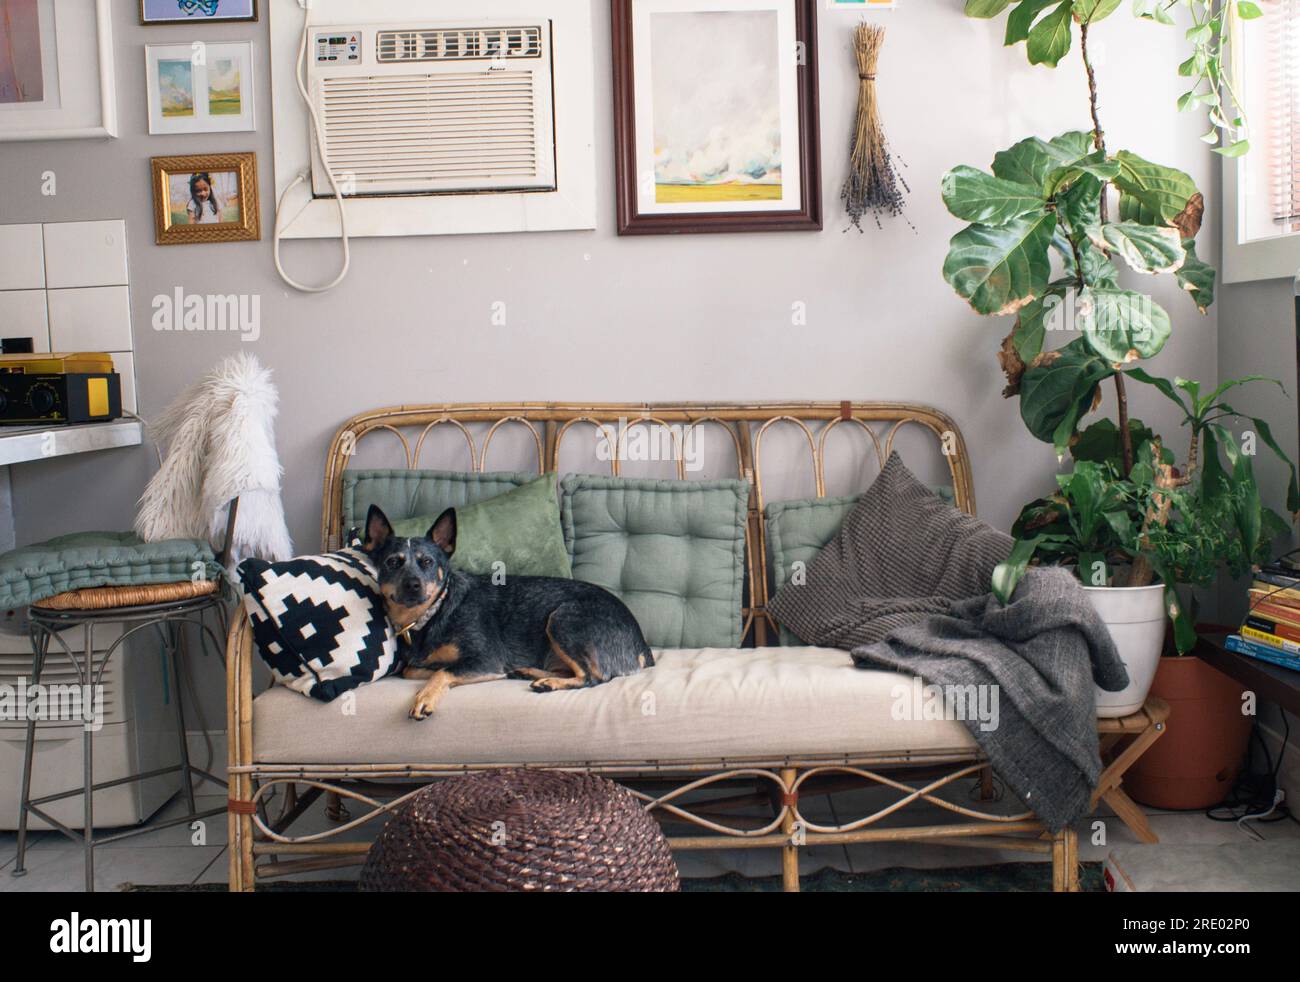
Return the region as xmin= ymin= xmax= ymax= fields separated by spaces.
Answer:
xmin=307 ymin=20 xmax=557 ymax=198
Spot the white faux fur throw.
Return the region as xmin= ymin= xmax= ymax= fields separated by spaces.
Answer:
xmin=134 ymin=353 xmax=293 ymax=565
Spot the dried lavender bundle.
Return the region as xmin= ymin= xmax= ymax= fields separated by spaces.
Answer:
xmin=841 ymin=23 xmax=910 ymax=231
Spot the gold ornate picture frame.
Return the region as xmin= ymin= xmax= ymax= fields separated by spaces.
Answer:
xmin=151 ymin=152 xmax=260 ymax=245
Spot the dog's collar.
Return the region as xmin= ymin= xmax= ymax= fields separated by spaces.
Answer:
xmin=394 ymin=583 xmax=448 ymax=646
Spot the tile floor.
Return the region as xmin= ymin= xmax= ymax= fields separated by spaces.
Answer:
xmin=4 ymin=774 xmax=1298 ymax=891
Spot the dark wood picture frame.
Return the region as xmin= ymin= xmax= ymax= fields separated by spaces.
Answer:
xmin=139 ymin=0 xmax=259 ymax=25
xmin=612 ymin=0 xmax=822 ymax=236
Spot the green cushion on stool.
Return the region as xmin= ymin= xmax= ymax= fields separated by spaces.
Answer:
xmin=0 ymin=532 xmax=218 ymax=610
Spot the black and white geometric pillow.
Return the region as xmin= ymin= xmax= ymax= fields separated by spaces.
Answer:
xmin=238 ymin=541 xmax=398 ymax=702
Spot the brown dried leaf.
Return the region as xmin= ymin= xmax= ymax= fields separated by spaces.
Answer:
xmin=998 ymin=329 xmax=1026 ymax=397
xmin=1173 ymin=192 xmax=1204 ymax=240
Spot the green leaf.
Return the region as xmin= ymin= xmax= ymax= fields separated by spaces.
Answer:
xmin=1076 ymin=288 xmax=1173 ymax=363
xmin=1005 ymin=0 xmax=1060 ymax=44
xmin=1019 ymin=338 xmax=1114 ymax=448
xmin=1057 ymin=174 xmax=1103 ymax=244
xmin=1246 ymin=414 xmax=1300 ymax=513
xmin=1100 ymin=222 xmax=1187 ymax=274
xmin=942 ymin=166 xmax=1047 ymax=225
xmin=1125 ymin=367 xmax=1192 ymax=417
xmin=1072 ymin=0 xmax=1122 ymax=22
xmin=1238 ymin=1 xmax=1264 ymax=19
xmin=1013 ymin=287 xmax=1068 ymax=363
xmin=943 ymin=211 xmax=1056 ymax=316
xmin=1047 ymin=152 xmax=1122 ymax=197
xmin=1027 ymin=2 xmax=1075 ymax=67
xmin=1212 ymin=422 xmax=1262 ymax=557
xmin=992 ymin=535 xmax=1047 ymax=604
xmin=1070 ymin=418 xmax=1158 ymax=468
xmin=1197 ymin=375 xmax=1280 ymax=418
xmin=1176 ymin=237 xmax=1216 ymax=312
xmin=992 ymin=131 xmax=1093 ymax=192
xmin=1213 ymin=140 xmax=1251 ymax=158
xmin=966 ymin=0 xmax=1014 ymax=14
xmin=1150 ymin=566 xmax=1199 ymax=653
xmin=1113 ymin=151 xmax=1203 ymax=236
xmin=1134 ymin=0 xmax=1176 ymax=24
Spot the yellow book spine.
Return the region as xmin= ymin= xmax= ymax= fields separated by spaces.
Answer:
xmin=1240 ymin=625 xmax=1300 ymax=654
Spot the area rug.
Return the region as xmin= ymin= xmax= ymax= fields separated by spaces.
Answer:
xmin=127 ymin=862 xmax=1104 ymax=893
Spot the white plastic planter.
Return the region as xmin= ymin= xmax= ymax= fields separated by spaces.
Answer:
xmin=1084 ymin=583 xmax=1167 ymax=718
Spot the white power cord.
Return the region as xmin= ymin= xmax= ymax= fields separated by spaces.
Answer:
xmin=272 ymin=0 xmax=351 ymax=293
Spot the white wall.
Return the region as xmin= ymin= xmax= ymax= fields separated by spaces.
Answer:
xmin=0 ymin=2 xmax=1223 ymax=552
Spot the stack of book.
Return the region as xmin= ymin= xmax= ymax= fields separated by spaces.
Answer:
xmin=1227 ymin=562 xmax=1300 ymax=671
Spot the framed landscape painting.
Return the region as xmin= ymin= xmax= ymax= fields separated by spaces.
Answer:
xmin=146 ymin=42 xmax=255 ymax=134
xmin=612 ymin=0 xmax=821 ymax=235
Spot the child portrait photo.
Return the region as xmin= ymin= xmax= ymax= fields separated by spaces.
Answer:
xmin=152 ymin=152 xmax=260 ymax=244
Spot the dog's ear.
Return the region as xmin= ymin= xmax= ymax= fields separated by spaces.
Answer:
xmin=364 ymin=505 xmax=394 ymax=552
xmin=428 ymin=508 xmax=457 ymax=557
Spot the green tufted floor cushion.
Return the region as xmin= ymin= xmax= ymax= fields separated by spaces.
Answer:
xmin=766 ymin=485 xmax=956 ymax=646
xmin=0 ymin=532 xmax=219 ymax=610
xmin=560 ymin=475 xmax=750 ymax=650
xmin=341 ymin=469 xmax=538 ymax=534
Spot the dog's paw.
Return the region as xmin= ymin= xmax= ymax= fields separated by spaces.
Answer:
xmin=530 ymin=678 xmax=563 ymax=693
xmin=409 ymin=699 xmax=437 ymax=721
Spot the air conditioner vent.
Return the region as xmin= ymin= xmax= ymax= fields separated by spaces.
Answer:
xmin=377 ymin=26 xmax=544 ymax=63
xmin=320 ymin=71 xmax=549 ymax=195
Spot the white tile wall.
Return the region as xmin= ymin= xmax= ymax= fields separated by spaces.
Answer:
xmin=47 ymin=286 xmax=133 ymax=353
xmin=0 ymin=291 xmax=50 ymax=351
xmin=0 ymin=220 xmax=136 ymax=416
xmin=42 ymin=221 xmax=129 ymax=290
xmin=110 ymin=352 xmax=137 ymax=414
xmin=0 ymin=225 xmax=45 ymax=291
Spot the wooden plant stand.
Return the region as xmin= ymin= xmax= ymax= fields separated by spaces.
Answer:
xmin=1092 ymin=697 xmax=1170 ymax=844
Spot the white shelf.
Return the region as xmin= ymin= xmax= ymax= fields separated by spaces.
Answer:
xmin=0 ymin=418 xmax=142 ymax=467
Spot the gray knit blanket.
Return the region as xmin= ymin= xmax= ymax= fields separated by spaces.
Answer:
xmin=769 ymin=453 xmax=1129 ymax=831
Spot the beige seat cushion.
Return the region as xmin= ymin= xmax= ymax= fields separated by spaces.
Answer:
xmin=252 ymin=646 xmax=978 ymax=766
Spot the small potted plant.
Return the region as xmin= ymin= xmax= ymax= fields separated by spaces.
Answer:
xmin=942 ymin=1 xmax=1298 ymax=804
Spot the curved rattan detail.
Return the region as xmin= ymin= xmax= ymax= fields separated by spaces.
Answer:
xmin=481 ymin=417 xmax=545 ymax=474
xmin=412 ymin=418 xmax=478 ymax=472
xmin=33 ymin=578 xmax=219 ymax=611
xmin=615 ymin=416 xmax=687 ymax=480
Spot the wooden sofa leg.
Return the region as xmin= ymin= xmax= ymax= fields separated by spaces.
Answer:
xmin=780 ymin=767 xmax=800 ymax=893
xmin=1051 ymin=827 xmax=1080 ymax=893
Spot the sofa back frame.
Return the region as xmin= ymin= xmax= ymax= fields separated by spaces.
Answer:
xmin=320 ymin=402 xmax=975 ymax=645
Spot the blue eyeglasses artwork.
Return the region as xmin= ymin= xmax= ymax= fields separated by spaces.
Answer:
xmin=177 ymin=0 xmax=222 ymax=16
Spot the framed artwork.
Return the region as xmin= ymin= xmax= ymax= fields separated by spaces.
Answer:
xmin=612 ymin=0 xmax=821 ymax=235
xmin=0 ymin=0 xmax=117 ymax=141
xmin=146 ymin=42 xmax=255 ymax=134
xmin=140 ymin=0 xmax=257 ymax=24
xmin=151 ymin=153 xmax=261 ymax=245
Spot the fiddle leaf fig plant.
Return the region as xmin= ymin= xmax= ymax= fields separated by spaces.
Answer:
xmin=946 ymin=1 xmax=1298 ymax=653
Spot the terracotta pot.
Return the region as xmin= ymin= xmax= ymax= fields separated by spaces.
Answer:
xmin=1124 ymin=655 xmax=1252 ymax=810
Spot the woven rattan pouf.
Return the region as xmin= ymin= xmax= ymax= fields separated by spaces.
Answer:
xmin=359 ymin=769 xmax=680 ymax=892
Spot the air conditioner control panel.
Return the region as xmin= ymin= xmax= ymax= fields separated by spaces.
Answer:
xmin=315 ymin=32 xmax=362 ymax=66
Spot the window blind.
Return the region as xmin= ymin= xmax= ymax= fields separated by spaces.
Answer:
xmin=1264 ymin=0 xmax=1300 ymax=231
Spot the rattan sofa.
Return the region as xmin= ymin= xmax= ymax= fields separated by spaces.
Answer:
xmin=226 ymin=401 xmax=1165 ymax=892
